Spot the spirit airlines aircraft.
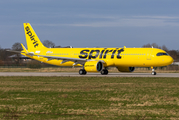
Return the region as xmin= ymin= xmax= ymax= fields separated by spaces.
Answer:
xmin=10 ymin=23 xmax=173 ymax=75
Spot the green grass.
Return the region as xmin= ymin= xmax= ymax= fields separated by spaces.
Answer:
xmin=0 ymin=77 xmax=179 ymax=119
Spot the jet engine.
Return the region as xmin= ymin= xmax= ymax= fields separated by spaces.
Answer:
xmin=117 ymin=66 xmax=135 ymax=72
xmin=84 ymin=61 xmax=103 ymax=72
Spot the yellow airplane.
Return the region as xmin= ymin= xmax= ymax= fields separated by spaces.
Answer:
xmin=9 ymin=23 xmax=174 ymax=75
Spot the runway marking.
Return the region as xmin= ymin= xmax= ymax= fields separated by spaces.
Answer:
xmin=0 ymin=72 xmax=178 ymax=77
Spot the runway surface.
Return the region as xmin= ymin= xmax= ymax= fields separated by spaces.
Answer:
xmin=0 ymin=72 xmax=179 ymax=77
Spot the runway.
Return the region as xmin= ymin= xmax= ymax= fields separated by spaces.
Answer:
xmin=0 ymin=72 xmax=179 ymax=77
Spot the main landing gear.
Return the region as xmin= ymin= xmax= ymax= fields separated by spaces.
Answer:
xmin=79 ymin=65 xmax=87 ymax=75
xmin=151 ymin=67 xmax=156 ymax=75
xmin=79 ymin=69 xmax=87 ymax=75
xmin=79 ymin=68 xmax=109 ymax=75
xmin=101 ymin=69 xmax=108 ymax=75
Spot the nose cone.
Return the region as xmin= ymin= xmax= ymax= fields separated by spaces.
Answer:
xmin=168 ymin=56 xmax=174 ymax=65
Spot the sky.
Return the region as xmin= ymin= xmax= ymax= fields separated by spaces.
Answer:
xmin=0 ymin=0 xmax=179 ymax=50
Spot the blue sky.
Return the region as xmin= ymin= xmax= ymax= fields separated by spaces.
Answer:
xmin=0 ymin=0 xmax=179 ymax=50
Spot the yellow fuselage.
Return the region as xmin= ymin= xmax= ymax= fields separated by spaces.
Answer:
xmin=23 ymin=47 xmax=173 ymax=68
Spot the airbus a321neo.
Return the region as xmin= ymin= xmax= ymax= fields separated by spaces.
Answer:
xmin=8 ymin=23 xmax=173 ymax=75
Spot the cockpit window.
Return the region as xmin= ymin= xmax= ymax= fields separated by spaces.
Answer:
xmin=156 ymin=52 xmax=169 ymax=56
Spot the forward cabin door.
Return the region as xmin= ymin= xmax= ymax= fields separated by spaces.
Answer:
xmin=147 ymin=50 xmax=152 ymax=60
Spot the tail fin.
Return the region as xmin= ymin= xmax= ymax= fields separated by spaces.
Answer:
xmin=23 ymin=23 xmax=46 ymax=50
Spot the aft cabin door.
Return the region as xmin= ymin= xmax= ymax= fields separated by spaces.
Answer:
xmin=36 ymin=50 xmax=44 ymax=60
xmin=147 ymin=50 xmax=152 ymax=60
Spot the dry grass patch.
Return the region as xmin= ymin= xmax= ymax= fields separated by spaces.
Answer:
xmin=0 ymin=77 xmax=179 ymax=119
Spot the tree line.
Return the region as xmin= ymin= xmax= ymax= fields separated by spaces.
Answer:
xmin=0 ymin=41 xmax=178 ymax=66
xmin=0 ymin=40 xmax=55 ymax=66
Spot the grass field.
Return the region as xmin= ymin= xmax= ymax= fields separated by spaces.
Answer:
xmin=0 ymin=77 xmax=179 ymax=119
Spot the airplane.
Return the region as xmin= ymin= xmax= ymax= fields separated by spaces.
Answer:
xmin=8 ymin=23 xmax=173 ymax=75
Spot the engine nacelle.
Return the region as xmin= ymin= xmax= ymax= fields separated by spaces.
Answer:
xmin=117 ymin=66 xmax=135 ymax=72
xmin=84 ymin=61 xmax=103 ymax=72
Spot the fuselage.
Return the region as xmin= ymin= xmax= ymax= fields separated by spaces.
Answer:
xmin=22 ymin=47 xmax=173 ymax=68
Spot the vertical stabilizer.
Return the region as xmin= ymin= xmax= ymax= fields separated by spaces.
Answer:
xmin=23 ymin=23 xmax=46 ymax=50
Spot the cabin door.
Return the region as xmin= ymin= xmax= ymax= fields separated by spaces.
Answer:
xmin=147 ymin=50 xmax=152 ymax=60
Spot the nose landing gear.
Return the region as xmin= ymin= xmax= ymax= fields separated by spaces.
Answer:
xmin=151 ymin=67 xmax=156 ymax=75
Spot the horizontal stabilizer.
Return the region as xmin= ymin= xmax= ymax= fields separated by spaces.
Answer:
xmin=6 ymin=50 xmax=23 ymax=54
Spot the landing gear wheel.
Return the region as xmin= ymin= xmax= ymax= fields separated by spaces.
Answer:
xmin=79 ymin=69 xmax=87 ymax=75
xmin=151 ymin=72 xmax=156 ymax=75
xmin=101 ymin=69 xmax=108 ymax=75
xmin=151 ymin=67 xmax=157 ymax=75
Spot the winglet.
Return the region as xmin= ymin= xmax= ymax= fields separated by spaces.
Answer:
xmin=21 ymin=43 xmax=34 ymax=56
xmin=21 ymin=43 xmax=27 ymax=52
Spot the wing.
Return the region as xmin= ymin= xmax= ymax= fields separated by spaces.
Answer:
xmin=7 ymin=50 xmax=88 ymax=65
xmin=33 ymin=54 xmax=105 ymax=65
xmin=7 ymin=43 xmax=105 ymax=65
xmin=33 ymin=54 xmax=88 ymax=65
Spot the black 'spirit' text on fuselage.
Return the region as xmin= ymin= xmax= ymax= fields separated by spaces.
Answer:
xmin=79 ymin=49 xmax=124 ymax=59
